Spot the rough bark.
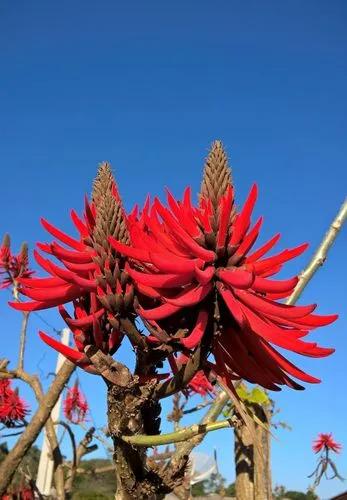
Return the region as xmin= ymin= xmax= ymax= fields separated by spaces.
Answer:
xmin=234 ymin=405 xmax=272 ymax=500
xmin=107 ymin=381 xmax=168 ymax=500
xmin=253 ymin=406 xmax=272 ymax=500
xmin=235 ymin=423 xmax=254 ymax=500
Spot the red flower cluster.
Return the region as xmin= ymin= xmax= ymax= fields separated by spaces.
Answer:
xmin=0 ymin=235 xmax=33 ymax=290
xmin=187 ymin=371 xmax=214 ymax=397
xmin=11 ymin=164 xmax=130 ymax=372
xmin=11 ymin=144 xmax=337 ymax=393
xmin=312 ymin=433 xmax=342 ymax=454
xmin=63 ymin=381 xmax=89 ymax=424
xmin=110 ymin=182 xmax=336 ymax=391
xmin=1 ymin=486 xmax=35 ymax=500
xmin=0 ymin=380 xmax=30 ymax=426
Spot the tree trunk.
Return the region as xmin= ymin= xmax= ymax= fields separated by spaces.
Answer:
xmin=253 ymin=406 xmax=272 ymax=500
xmin=107 ymin=382 xmax=166 ymax=499
xmin=235 ymin=424 xmax=254 ymax=500
xmin=234 ymin=405 xmax=272 ymax=500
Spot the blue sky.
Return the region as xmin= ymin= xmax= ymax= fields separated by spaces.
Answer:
xmin=0 ymin=1 xmax=346 ymax=497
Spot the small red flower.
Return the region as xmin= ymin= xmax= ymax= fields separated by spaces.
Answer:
xmin=187 ymin=371 xmax=214 ymax=397
xmin=63 ymin=381 xmax=89 ymax=424
xmin=313 ymin=433 xmax=342 ymax=454
xmin=0 ymin=235 xmax=34 ymax=290
xmin=0 ymin=380 xmax=30 ymax=426
xmin=1 ymin=486 xmax=35 ymax=500
xmin=176 ymin=355 xmax=214 ymax=397
xmin=0 ymin=379 xmax=12 ymax=398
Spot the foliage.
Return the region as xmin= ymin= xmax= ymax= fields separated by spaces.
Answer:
xmin=273 ymin=485 xmax=318 ymax=500
xmin=72 ymin=458 xmax=116 ymax=499
xmin=236 ymin=384 xmax=270 ymax=406
xmin=0 ymin=442 xmax=40 ymax=488
xmin=191 ymin=477 xmax=235 ymax=497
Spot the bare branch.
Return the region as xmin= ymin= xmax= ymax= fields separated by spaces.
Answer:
xmin=287 ymin=198 xmax=347 ymax=304
xmin=0 ymin=360 xmax=75 ymax=497
xmin=17 ymin=312 xmax=29 ymax=371
xmin=65 ymin=426 xmax=97 ymax=494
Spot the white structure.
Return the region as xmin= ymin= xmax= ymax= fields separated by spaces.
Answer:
xmin=36 ymin=328 xmax=70 ymax=496
xmin=190 ymin=451 xmax=217 ymax=484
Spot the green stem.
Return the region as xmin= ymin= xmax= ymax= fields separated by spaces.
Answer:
xmin=121 ymin=417 xmax=236 ymax=446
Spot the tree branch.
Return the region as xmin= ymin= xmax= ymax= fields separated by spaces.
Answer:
xmin=0 ymin=360 xmax=75 ymax=497
xmin=121 ymin=417 xmax=237 ymax=447
xmin=164 ymin=389 xmax=230 ymax=475
xmin=65 ymin=426 xmax=97 ymax=495
xmin=287 ymin=198 xmax=347 ymax=305
xmin=17 ymin=312 xmax=29 ymax=371
xmin=0 ymin=367 xmax=66 ymax=498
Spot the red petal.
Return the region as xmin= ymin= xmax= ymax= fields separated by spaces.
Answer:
xmin=194 ymin=265 xmax=215 ymax=285
xmin=149 ymin=251 xmax=198 ymax=274
xmin=180 ymin=309 xmax=208 ymax=349
xmin=252 ymin=243 xmax=308 ymax=274
xmin=229 ymin=184 xmax=258 ymax=245
xmin=18 ymin=276 xmax=66 ymax=288
xmin=218 ymin=268 xmax=254 ymax=289
xmin=246 ymin=233 xmax=281 ymax=263
xmin=154 ymin=199 xmax=216 ymax=262
xmin=138 ymin=302 xmax=181 ymax=320
xmin=217 ymin=283 xmax=247 ymax=327
xmin=50 ymin=242 xmax=94 ymax=263
xmin=251 ymin=276 xmax=298 ymax=294
xmin=41 ymin=218 xmax=85 ymax=251
xmin=165 ymin=282 xmax=212 ymax=307
xmin=217 ymin=186 xmax=234 ymax=249
xmin=127 ymin=267 xmax=194 ymax=288
xmin=70 ymin=210 xmax=89 ymax=238
xmin=20 ymin=283 xmax=80 ymax=302
xmin=109 ymin=237 xmax=151 ymax=261
xmin=65 ymin=308 xmax=105 ymax=328
xmin=235 ymin=289 xmax=316 ymax=319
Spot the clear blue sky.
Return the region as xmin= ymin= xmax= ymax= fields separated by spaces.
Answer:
xmin=0 ymin=1 xmax=346 ymax=497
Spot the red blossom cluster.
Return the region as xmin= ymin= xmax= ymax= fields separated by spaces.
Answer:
xmin=11 ymin=165 xmax=128 ymax=373
xmin=0 ymin=235 xmax=34 ymax=290
xmin=0 ymin=380 xmax=30 ymax=427
xmin=11 ymin=143 xmax=338 ymax=394
xmin=1 ymin=483 xmax=35 ymax=500
xmin=63 ymin=381 xmax=89 ymax=424
xmin=1 ymin=487 xmax=35 ymax=500
xmin=312 ymin=433 xmax=342 ymax=454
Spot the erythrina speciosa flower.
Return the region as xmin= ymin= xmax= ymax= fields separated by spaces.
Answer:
xmin=309 ymin=433 xmax=343 ymax=486
xmin=63 ymin=381 xmax=89 ymax=424
xmin=187 ymin=371 xmax=214 ymax=397
xmin=110 ymin=141 xmax=337 ymax=392
xmin=2 ymin=486 xmax=35 ymax=500
xmin=0 ymin=235 xmax=34 ymax=290
xmin=11 ymin=163 xmax=132 ymax=372
xmin=0 ymin=380 xmax=30 ymax=426
xmin=312 ymin=433 xmax=342 ymax=454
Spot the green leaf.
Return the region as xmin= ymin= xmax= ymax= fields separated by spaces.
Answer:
xmin=236 ymin=384 xmax=249 ymax=401
xmin=248 ymin=387 xmax=270 ymax=405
